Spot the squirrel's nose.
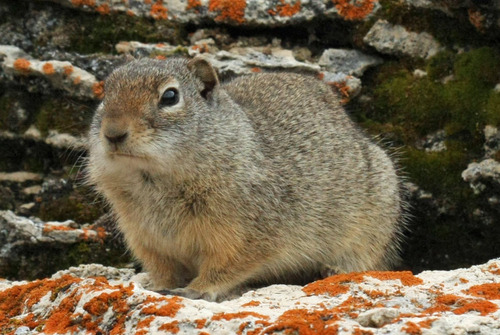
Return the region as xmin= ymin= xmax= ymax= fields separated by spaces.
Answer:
xmin=105 ymin=131 xmax=128 ymax=144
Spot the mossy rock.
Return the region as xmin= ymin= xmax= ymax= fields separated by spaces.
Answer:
xmin=1 ymin=239 xmax=131 ymax=281
xmin=35 ymin=98 xmax=94 ymax=137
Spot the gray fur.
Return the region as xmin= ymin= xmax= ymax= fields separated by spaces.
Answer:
xmin=87 ymin=57 xmax=406 ymax=301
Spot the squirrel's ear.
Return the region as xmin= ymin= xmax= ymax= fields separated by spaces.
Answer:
xmin=187 ymin=56 xmax=219 ymax=99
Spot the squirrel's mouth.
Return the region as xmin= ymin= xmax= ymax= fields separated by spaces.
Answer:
xmin=108 ymin=151 xmax=147 ymax=160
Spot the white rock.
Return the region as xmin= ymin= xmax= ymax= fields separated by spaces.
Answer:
xmin=0 ymin=171 xmax=42 ymax=183
xmin=0 ymin=45 xmax=100 ymax=100
xmin=318 ymin=48 xmax=382 ymax=76
xmin=1 ymin=259 xmax=499 ymax=334
xmin=364 ymin=20 xmax=442 ymax=59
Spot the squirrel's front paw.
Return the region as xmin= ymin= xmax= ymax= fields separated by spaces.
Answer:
xmin=157 ymin=287 xmax=217 ymax=302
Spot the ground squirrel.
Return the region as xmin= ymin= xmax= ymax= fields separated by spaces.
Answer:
xmin=87 ymin=56 xmax=406 ymax=301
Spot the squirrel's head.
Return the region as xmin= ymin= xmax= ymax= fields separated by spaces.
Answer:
xmin=88 ymin=56 xmax=220 ymax=175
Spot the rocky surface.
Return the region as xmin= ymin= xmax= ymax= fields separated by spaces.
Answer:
xmin=0 ymin=0 xmax=499 ymax=288
xmin=37 ymin=0 xmax=380 ymax=25
xmin=363 ymin=19 xmax=442 ymax=59
xmin=1 ymin=259 xmax=499 ymax=334
xmin=0 ymin=45 xmax=102 ymax=100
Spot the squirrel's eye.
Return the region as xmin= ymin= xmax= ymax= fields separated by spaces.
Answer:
xmin=159 ymin=88 xmax=179 ymax=107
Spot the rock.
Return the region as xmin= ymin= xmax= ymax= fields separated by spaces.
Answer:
xmin=0 ymin=45 xmax=102 ymax=100
xmin=0 ymin=210 xmax=106 ymax=247
xmin=318 ymin=48 xmax=382 ymax=77
xmin=45 ymin=130 xmax=86 ymax=150
xmin=363 ymin=20 xmax=442 ymax=59
xmin=0 ymin=172 xmax=42 ymax=183
xmin=417 ymin=129 xmax=447 ymax=152
xmin=484 ymin=125 xmax=500 ymax=159
xmin=413 ymin=69 xmax=428 ymax=78
xmin=39 ymin=0 xmax=379 ymax=25
xmin=462 ymin=158 xmax=500 ymax=194
xmin=1 ymin=258 xmax=499 ymax=334
xmin=1 ymin=127 xmax=87 ymax=151
xmin=356 ymin=308 xmax=400 ymax=328
xmin=320 ymin=71 xmax=362 ymax=99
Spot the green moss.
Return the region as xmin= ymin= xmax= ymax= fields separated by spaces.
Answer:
xmin=358 ymin=47 xmax=500 ymax=198
xmin=371 ymin=68 xmax=448 ymax=141
xmin=485 ymin=91 xmax=500 ymax=126
xmin=37 ymin=186 xmax=106 ymax=224
xmin=35 ymin=99 xmax=93 ymax=137
xmin=0 ymin=95 xmax=11 ymax=131
xmin=453 ymin=47 xmax=500 ymax=85
xmin=68 ymin=14 xmax=185 ymax=54
xmin=426 ymin=50 xmax=455 ymax=80
xmin=368 ymin=47 xmax=500 ymax=141
xmin=402 ymin=146 xmax=470 ymax=199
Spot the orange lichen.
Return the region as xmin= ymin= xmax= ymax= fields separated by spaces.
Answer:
xmin=141 ymin=296 xmax=183 ymax=317
xmin=71 ymin=0 xmax=96 ymax=7
xmin=467 ymin=283 xmax=500 ymax=299
xmin=263 ymin=308 xmax=340 ymax=334
xmin=251 ymin=67 xmax=262 ymax=73
xmin=151 ymin=0 xmax=168 ymax=19
xmin=402 ymin=321 xmax=422 ymax=335
xmin=363 ymin=289 xmax=385 ymax=299
xmin=155 ymin=55 xmax=167 ymax=60
xmin=96 ymin=4 xmax=110 ymax=15
xmin=93 ymin=81 xmax=105 ymax=99
xmin=272 ymin=0 xmax=301 ymax=17
xmin=425 ymin=292 xmax=499 ymax=316
xmin=468 ymin=8 xmax=485 ymax=32
xmin=489 ymin=264 xmax=500 ymax=275
xmin=126 ymin=9 xmax=135 ymax=16
xmin=63 ymin=65 xmax=74 ymax=76
xmin=418 ymin=318 xmax=436 ymax=329
xmin=158 ymin=320 xmax=180 ymax=333
xmin=0 ymin=275 xmax=82 ymax=333
xmin=459 ymin=278 xmax=469 ymax=284
xmin=43 ymin=225 xmax=74 ymax=233
xmin=208 ymin=0 xmax=246 ymax=23
xmin=186 ymin=0 xmax=202 ymax=11
xmin=13 ymin=58 xmax=31 ymax=73
xmin=242 ymin=300 xmax=261 ymax=307
xmin=366 ymin=271 xmax=423 ymax=286
xmin=194 ymin=318 xmax=207 ymax=328
xmin=453 ymin=300 xmax=498 ymax=316
xmin=329 ymin=80 xmax=351 ymax=103
xmin=42 ymin=62 xmax=55 ymax=75
xmin=332 ymin=0 xmax=376 ymax=21
xmin=212 ymin=311 xmax=269 ymax=321
xmin=73 ymin=76 xmax=82 ymax=85
xmin=353 ymin=328 xmax=374 ymax=335
xmin=317 ymin=72 xmax=325 ymax=80
xmin=304 ymin=270 xmax=421 ymax=297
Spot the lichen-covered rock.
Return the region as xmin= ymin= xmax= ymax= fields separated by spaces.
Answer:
xmin=363 ymin=20 xmax=442 ymax=59
xmin=38 ymin=0 xmax=379 ymax=25
xmin=0 ymin=209 xmax=105 ymax=247
xmin=0 ymin=45 xmax=103 ymax=100
xmin=484 ymin=125 xmax=500 ymax=159
xmin=318 ymin=48 xmax=381 ymax=77
xmin=462 ymin=159 xmax=500 ymax=194
xmin=0 ymin=209 xmax=128 ymax=280
xmin=1 ymin=258 xmax=499 ymax=334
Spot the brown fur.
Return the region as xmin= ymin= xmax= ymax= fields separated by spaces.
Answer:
xmin=87 ymin=56 xmax=406 ymax=301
